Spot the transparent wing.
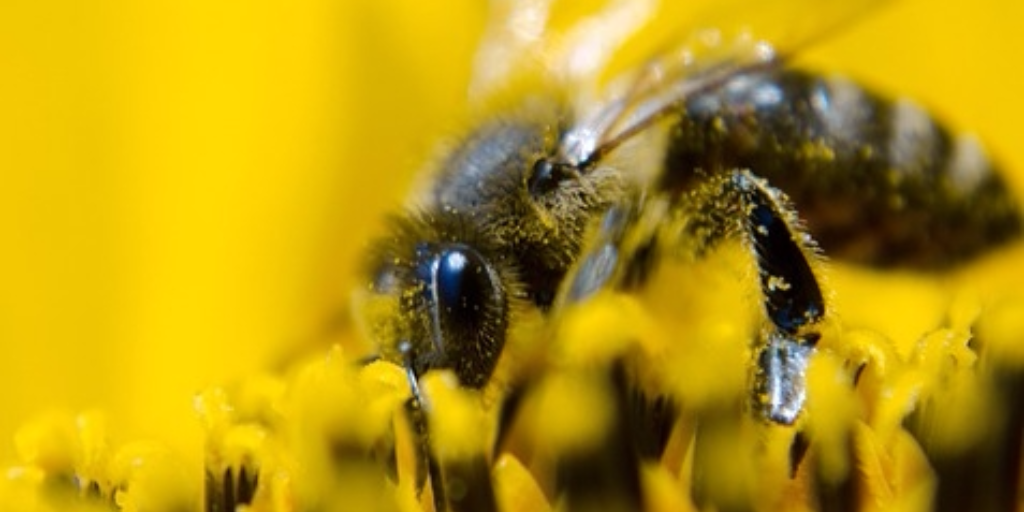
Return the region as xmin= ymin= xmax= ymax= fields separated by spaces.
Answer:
xmin=470 ymin=0 xmax=891 ymax=165
xmin=470 ymin=0 xmax=659 ymax=100
xmin=560 ymin=0 xmax=893 ymax=166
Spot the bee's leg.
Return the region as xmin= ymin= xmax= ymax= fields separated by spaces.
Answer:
xmin=569 ymin=202 xmax=682 ymax=457
xmin=547 ymin=203 xmax=673 ymax=511
xmin=486 ymin=201 xmax=672 ymax=510
xmin=678 ymin=168 xmax=825 ymax=428
xmin=729 ymin=170 xmax=825 ymax=425
xmin=731 ymin=169 xmax=825 ymax=335
xmin=729 ymin=171 xmax=865 ymax=510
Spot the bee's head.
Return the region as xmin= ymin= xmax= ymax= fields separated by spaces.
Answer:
xmin=361 ymin=212 xmax=516 ymax=388
xmin=429 ymin=112 xmax=628 ymax=307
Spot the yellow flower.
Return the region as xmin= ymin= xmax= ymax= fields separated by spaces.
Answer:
xmin=2 ymin=0 xmax=1023 ymax=510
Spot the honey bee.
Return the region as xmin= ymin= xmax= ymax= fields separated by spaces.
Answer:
xmin=354 ymin=0 xmax=1021 ymax=510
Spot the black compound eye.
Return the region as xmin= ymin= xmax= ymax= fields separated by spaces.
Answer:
xmin=434 ymin=248 xmax=487 ymax=318
xmin=415 ymin=244 xmax=508 ymax=388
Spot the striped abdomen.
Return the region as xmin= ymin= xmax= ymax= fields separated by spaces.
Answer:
xmin=663 ymin=69 xmax=1021 ymax=269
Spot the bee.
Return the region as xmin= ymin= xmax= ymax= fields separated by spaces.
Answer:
xmin=355 ymin=0 xmax=1022 ymax=510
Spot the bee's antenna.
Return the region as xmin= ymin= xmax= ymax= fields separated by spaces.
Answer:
xmin=566 ymin=51 xmax=783 ymax=169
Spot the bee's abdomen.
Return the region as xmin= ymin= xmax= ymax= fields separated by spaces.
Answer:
xmin=663 ymin=69 xmax=1021 ymax=269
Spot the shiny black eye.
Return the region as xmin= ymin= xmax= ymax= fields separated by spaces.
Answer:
xmin=435 ymin=250 xmax=477 ymax=315
xmin=414 ymin=243 xmax=507 ymax=388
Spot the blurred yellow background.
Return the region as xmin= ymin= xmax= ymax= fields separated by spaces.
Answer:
xmin=0 ymin=0 xmax=1021 ymax=466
